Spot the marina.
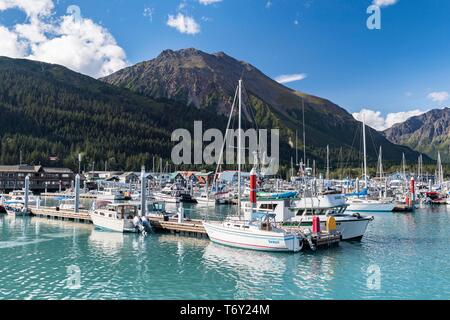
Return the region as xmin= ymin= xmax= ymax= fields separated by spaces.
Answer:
xmin=0 ymin=205 xmax=449 ymax=300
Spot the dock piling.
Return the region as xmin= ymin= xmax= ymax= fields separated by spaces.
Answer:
xmin=75 ymin=174 xmax=80 ymax=213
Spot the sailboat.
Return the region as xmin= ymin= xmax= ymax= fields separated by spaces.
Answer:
xmin=202 ymin=80 xmax=303 ymax=252
xmin=346 ymin=116 xmax=396 ymax=212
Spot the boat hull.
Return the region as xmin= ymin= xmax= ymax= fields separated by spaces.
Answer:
xmin=346 ymin=202 xmax=395 ymax=212
xmin=90 ymin=213 xmax=137 ymax=233
xmin=288 ymin=216 xmax=371 ymax=240
xmin=203 ymin=222 xmax=302 ymax=252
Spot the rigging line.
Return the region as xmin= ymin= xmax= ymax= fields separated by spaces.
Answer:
xmin=213 ymin=84 xmax=239 ymax=187
xmin=343 ymin=123 xmax=361 ymax=177
xmin=366 ymin=126 xmax=380 ymax=160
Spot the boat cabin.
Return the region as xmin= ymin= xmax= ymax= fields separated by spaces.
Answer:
xmin=96 ymin=204 xmax=139 ymax=220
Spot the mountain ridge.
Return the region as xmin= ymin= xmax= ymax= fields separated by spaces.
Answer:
xmin=101 ymin=48 xmax=425 ymax=166
xmin=384 ymin=108 xmax=450 ymax=161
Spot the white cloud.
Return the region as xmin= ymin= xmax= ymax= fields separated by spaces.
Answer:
xmin=373 ymin=0 xmax=398 ymax=7
xmin=265 ymin=1 xmax=272 ymax=9
xmin=427 ymin=91 xmax=449 ymax=103
xmin=0 ymin=25 xmax=27 ymax=57
xmin=198 ymin=0 xmax=222 ymax=5
xmin=167 ymin=13 xmax=200 ymax=35
xmin=352 ymin=108 xmax=426 ymax=131
xmin=0 ymin=0 xmax=54 ymax=19
xmin=0 ymin=1 xmax=128 ymax=78
xmin=275 ymin=73 xmax=307 ymax=84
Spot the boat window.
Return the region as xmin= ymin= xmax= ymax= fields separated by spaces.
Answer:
xmin=260 ymin=204 xmax=277 ymax=210
xmin=100 ymin=212 xmax=105 ymax=216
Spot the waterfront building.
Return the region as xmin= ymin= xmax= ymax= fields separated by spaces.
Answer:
xmin=0 ymin=164 xmax=76 ymax=192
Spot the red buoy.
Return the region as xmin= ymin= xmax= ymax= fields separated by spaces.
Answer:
xmin=312 ymin=216 xmax=321 ymax=234
xmin=250 ymin=167 xmax=257 ymax=209
xmin=410 ymin=177 xmax=415 ymax=203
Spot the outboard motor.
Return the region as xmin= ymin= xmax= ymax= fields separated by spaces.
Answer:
xmin=141 ymin=216 xmax=152 ymax=233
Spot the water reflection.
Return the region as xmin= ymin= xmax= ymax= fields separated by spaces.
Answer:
xmin=202 ymin=243 xmax=288 ymax=299
xmin=89 ymin=230 xmax=124 ymax=255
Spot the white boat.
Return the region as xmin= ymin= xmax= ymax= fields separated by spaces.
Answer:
xmin=96 ymin=188 xmax=126 ymax=201
xmin=90 ymin=203 xmax=150 ymax=233
xmin=241 ymin=192 xmax=372 ymax=240
xmin=58 ymin=198 xmax=86 ymax=211
xmin=194 ymin=191 xmax=216 ymax=206
xmin=153 ymin=185 xmax=197 ymax=203
xmin=345 ymin=198 xmax=395 ymax=212
xmin=202 ymin=80 xmax=303 ymax=253
xmin=3 ymin=200 xmax=31 ymax=216
xmin=8 ymin=189 xmax=37 ymax=204
xmin=203 ymin=213 xmax=303 ymax=252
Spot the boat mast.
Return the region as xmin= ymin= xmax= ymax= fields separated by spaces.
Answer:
xmin=302 ymin=98 xmax=306 ymax=170
xmin=362 ymin=115 xmax=368 ymax=188
xmin=237 ymin=79 xmax=242 ymax=217
xmin=326 ymin=145 xmax=330 ymax=180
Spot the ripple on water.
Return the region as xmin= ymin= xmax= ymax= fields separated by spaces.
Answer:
xmin=0 ymin=209 xmax=450 ymax=299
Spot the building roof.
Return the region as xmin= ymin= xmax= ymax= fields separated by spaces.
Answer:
xmin=0 ymin=165 xmax=73 ymax=174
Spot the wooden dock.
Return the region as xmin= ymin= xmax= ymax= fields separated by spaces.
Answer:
xmin=31 ymin=207 xmax=92 ymax=223
xmin=40 ymin=193 xmax=97 ymax=199
xmin=28 ymin=206 xmax=339 ymax=250
xmin=29 ymin=206 xmax=207 ymax=237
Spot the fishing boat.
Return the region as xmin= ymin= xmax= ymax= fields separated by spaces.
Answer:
xmin=203 ymin=80 xmax=303 ymax=253
xmin=96 ymin=188 xmax=126 ymax=201
xmin=153 ymin=185 xmax=197 ymax=204
xmin=3 ymin=200 xmax=31 ymax=216
xmin=8 ymin=189 xmax=37 ymax=204
xmin=90 ymin=203 xmax=151 ymax=233
xmin=241 ymin=191 xmax=372 ymax=240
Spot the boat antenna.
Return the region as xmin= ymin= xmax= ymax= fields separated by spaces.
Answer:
xmin=302 ymin=97 xmax=306 ymax=169
xmin=237 ymin=79 xmax=242 ymax=219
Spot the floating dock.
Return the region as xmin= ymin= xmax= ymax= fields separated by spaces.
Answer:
xmin=40 ymin=193 xmax=97 ymax=199
xmin=393 ymin=204 xmax=415 ymax=212
xmin=28 ymin=206 xmax=338 ymax=249
xmin=29 ymin=206 xmax=207 ymax=237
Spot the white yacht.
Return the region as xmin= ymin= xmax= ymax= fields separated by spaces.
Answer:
xmin=241 ymin=192 xmax=373 ymax=240
xmin=194 ymin=191 xmax=216 ymax=206
xmin=8 ymin=189 xmax=37 ymax=204
xmin=96 ymin=188 xmax=126 ymax=201
xmin=3 ymin=200 xmax=31 ymax=216
xmin=345 ymin=198 xmax=396 ymax=212
xmin=90 ymin=203 xmax=151 ymax=233
xmin=203 ymin=213 xmax=303 ymax=252
xmin=202 ymin=80 xmax=303 ymax=253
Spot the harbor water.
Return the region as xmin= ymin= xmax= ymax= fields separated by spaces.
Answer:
xmin=0 ymin=205 xmax=449 ymax=300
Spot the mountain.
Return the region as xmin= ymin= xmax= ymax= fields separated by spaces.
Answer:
xmin=101 ymin=48 xmax=424 ymax=166
xmin=384 ymin=108 xmax=450 ymax=161
xmin=0 ymin=56 xmax=228 ymax=171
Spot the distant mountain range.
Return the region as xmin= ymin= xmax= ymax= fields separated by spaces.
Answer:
xmin=0 ymin=49 xmax=427 ymax=172
xmin=384 ymin=108 xmax=450 ymax=162
xmin=101 ymin=48 xmax=424 ymax=167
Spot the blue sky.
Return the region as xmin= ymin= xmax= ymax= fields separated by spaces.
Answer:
xmin=0 ymin=0 xmax=449 ymax=130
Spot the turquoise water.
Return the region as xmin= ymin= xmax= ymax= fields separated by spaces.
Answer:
xmin=0 ymin=206 xmax=449 ymax=300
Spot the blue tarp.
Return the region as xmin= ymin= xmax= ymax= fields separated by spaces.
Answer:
xmin=344 ymin=188 xmax=368 ymax=197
